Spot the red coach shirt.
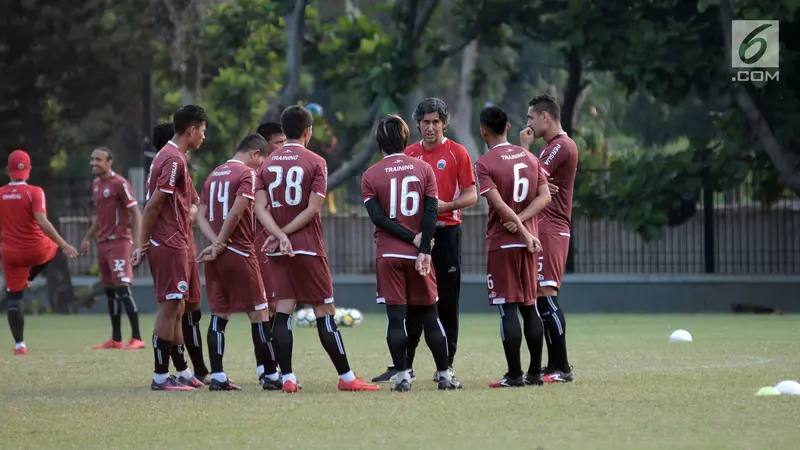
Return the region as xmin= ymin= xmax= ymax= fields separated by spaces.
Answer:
xmin=256 ymin=143 xmax=327 ymax=257
xmin=0 ymin=182 xmax=56 ymax=256
xmin=200 ymin=159 xmax=257 ymax=256
xmin=538 ymin=132 xmax=578 ymax=234
xmin=405 ymin=138 xmax=475 ymax=226
xmin=361 ymin=154 xmax=438 ymax=258
xmin=475 ymin=143 xmax=547 ymax=251
xmin=145 ymin=141 xmax=193 ymax=251
xmin=92 ymin=172 xmax=138 ymax=242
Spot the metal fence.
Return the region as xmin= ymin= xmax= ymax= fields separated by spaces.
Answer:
xmin=47 ymin=172 xmax=800 ymax=277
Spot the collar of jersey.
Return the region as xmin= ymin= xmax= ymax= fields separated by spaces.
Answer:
xmin=226 ymin=159 xmax=245 ymax=165
xmin=283 ymin=143 xmax=304 ymax=148
xmin=8 ymin=181 xmax=26 ymax=185
xmin=419 ymin=137 xmax=448 ymax=148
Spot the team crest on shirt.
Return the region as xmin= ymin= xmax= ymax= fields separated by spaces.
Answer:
xmin=94 ymin=186 xmax=99 ymax=192
xmin=177 ymin=281 xmax=189 ymax=293
xmin=103 ymin=188 xmax=110 ymax=198
xmin=436 ymin=159 xmax=446 ymax=170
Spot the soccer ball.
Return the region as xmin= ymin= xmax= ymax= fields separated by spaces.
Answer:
xmin=295 ymin=308 xmax=316 ymax=328
xmin=333 ymin=307 xmax=344 ymax=325
xmin=339 ymin=308 xmax=363 ymax=327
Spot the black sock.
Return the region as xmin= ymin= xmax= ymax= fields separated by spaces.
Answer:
xmin=537 ymin=295 xmax=570 ymax=372
xmin=206 ymin=315 xmax=228 ymax=374
xmin=105 ymin=288 xmax=122 ymax=342
xmin=182 ymin=310 xmax=209 ymax=377
xmin=153 ymin=336 xmax=172 ymax=374
xmin=405 ymin=307 xmax=423 ymax=369
xmin=251 ymin=321 xmax=278 ymax=375
xmin=170 ymin=344 xmax=189 ymax=372
xmin=115 ymin=286 xmax=141 ymax=340
xmin=316 ymin=315 xmax=351 ymax=375
xmin=272 ymin=313 xmax=294 ymax=375
xmin=6 ymin=291 xmax=25 ymax=344
xmin=499 ymin=304 xmax=523 ymax=378
xmin=520 ymin=304 xmax=544 ymax=375
xmin=385 ymin=305 xmax=408 ymax=372
xmin=419 ymin=305 xmax=449 ymax=372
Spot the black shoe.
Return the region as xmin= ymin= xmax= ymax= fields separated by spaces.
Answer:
xmin=438 ymin=376 xmax=462 ymax=390
xmin=372 ymin=366 xmax=399 ymax=383
xmin=432 ymin=366 xmax=455 ymax=382
xmin=390 ymin=378 xmax=412 ymax=392
xmin=209 ymin=378 xmax=242 ymax=391
xmin=489 ymin=373 xmax=525 ymax=388
xmin=259 ymin=374 xmax=282 ymax=391
xmin=524 ymin=372 xmax=544 ymax=386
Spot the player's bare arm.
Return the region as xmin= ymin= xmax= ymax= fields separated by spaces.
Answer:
xmin=133 ymin=189 xmax=167 ymax=266
xmin=198 ymin=195 xmax=250 ymax=262
xmin=519 ymin=126 xmax=534 ymax=150
xmin=483 ymin=189 xmax=541 ymax=252
xmin=281 ymin=193 xmax=324 ymax=236
xmin=80 ymin=216 xmax=99 ymax=255
xmin=130 ymin=204 xmax=142 ymax=251
xmin=508 ymin=183 xmax=551 ymax=228
xmin=438 ymin=184 xmax=477 ymax=214
xmin=254 ymin=190 xmax=292 ymax=255
xmin=190 ymin=204 xmax=198 ymax=224
xmin=194 ymin=204 xmax=218 ymax=243
xmin=33 ymin=212 xmax=78 ymax=259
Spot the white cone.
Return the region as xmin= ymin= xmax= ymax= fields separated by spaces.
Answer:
xmin=774 ymin=380 xmax=800 ymax=395
xmin=669 ymin=329 xmax=692 ymax=342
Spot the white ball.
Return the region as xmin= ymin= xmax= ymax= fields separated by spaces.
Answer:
xmin=333 ymin=307 xmax=344 ymax=325
xmin=348 ymin=309 xmax=363 ymax=325
xmin=339 ymin=308 xmax=363 ymax=327
xmin=295 ymin=308 xmax=316 ymax=328
xmin=669 ymin=329 xmax=692 ymax=342
xmin=774 ymin=380 xmax=800 ymax=395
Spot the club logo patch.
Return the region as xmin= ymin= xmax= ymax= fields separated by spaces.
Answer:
xmin=103 ymin=188 xmax=110 ymax=198
xmin=177 ymin=281 xmax=189 ymax=292
xmin=17 ymin=163 xmax=24 ymax=170
xmin=437 ymin=159 xmax=446 ymax=170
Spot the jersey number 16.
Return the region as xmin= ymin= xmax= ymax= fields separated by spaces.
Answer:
xmin=388 ymin=175 xmax=420 ymax=218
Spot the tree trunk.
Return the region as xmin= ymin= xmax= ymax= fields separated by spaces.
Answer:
xmin=561 ymin=47 xmax=585 ymax=136
xmin=450 ymin=39 xmax=481 ymax=160
xmin=261 ymin=0 xmax=308 ymax=123
xmin=718 ymin=0 xmax=800 ymax=196
xmin=19 ymin=87 xmax=78 ymax=314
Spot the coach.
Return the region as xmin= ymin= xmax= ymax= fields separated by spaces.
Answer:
xmin=372 ymin=98 xmax=477 ymax=383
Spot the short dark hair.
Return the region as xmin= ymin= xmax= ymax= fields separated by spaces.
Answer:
xmin=280 ymin=105 xmax=313 ymax=140
xmin=94 ymin=146 xmax=113 ymax=161
xmin=376 ymin=115 xmax=409 ymax=155
xmin=256 ymin=122 xmax=283 ymax=141
xmin=528 ymin=94 xmax=561 ymax=121
xmin=173 ymin=105 xmax=208 ymax=134
xmin=479 ymin=106 xmax=508 ymax=136
xmin=237 ymin=133 xmax=269 ymax=154
xmin=152 ymin=122 xmax=175 ymax=150
xmin=412 ymin=97 xmax=450 ymax=124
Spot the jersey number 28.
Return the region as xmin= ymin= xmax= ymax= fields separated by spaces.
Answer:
xmin=388 ymin=175 xmax=420 ymax=218
xmin=267 ymin=166 xmax=304 ymax=207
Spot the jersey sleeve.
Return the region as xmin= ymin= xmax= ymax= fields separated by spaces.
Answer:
xmin=237 ymin=170 xmax=256 ymax=200
xmin=475 ymin=159 xmax=496 ymax=196
xmin=30 ymin=187 xmax=47 ymax=214
xmin=191 ymin=186 xmax=200 ymax=205
xmin=311 ymin=159 xmax=327 ymax=198
xmin=456 ymin=145 xmax=476 ymax=189
xmin=535 ymin=159 xmax=548 ymax=188
xmin=539 ymin=140 xmax=568 ymax=177
xmin=155 ymin=156 xmax=184 ymax=195
xmin=424 ymin=163 xmax=438 ymax=198
xmin=119 ymin=179 xmax=138 ymax=208
xmin=360 ymin=171 xmax=375 ymax=203
xmin=254 ymin=167 xmax=266 ymax=192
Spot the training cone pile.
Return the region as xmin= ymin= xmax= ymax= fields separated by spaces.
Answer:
xmin=756 ymin=387 xmax=781 ymax=396
xmin=669 ymin=329 xmax=692 ymax=342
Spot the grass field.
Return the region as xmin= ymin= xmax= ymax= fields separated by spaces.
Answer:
xmin=2 ymin=313 xmax=799 ymax=449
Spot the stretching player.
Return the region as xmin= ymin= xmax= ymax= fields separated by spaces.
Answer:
xmin=1 ymin=150 xmax=78 ymax=354
xmin=135 ymin=106 xmax=207 ymax=391
xmin=82 ymin=147 xmax=144 ymax=350
xmin=518 ymin=94 xmax=578 ymax=383
xmin=152 ymin=122 xmax=210 ymax=386
xmin=361 ymin=115 xmax=461 ymax=392
xmin=254 ymin=105 xmax=379 ymax=393
xmin=474 ymin=106 xmax=551 ymax=387
xmin=195 ymin=133 xmax=281 ymax=391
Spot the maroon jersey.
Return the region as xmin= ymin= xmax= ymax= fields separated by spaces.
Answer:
xmin=475 ymin=143 xmax=548 ymax=251
xmin=361 ymin=154 xmax=438 ymax=258
xmin=145 ymin=141 xmax=192 ymax=251
xmin=256 ymin=143 xmax=327 ymax=256
xmin=538 ymin=132 xmax=578 ymax=233
xmin=200 ymin=159 xmax=257 ymax=255
xmin=92 ymin=172 xmax=138 ymax=242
